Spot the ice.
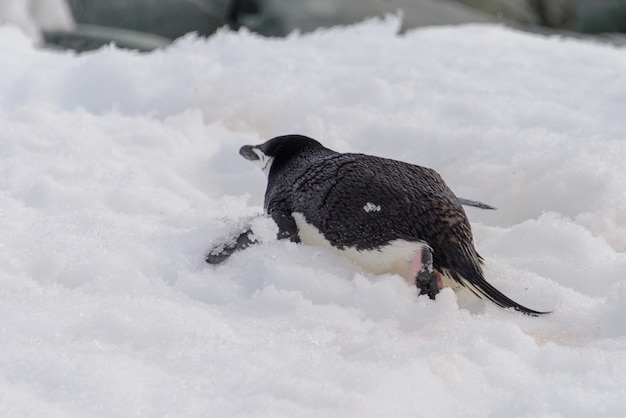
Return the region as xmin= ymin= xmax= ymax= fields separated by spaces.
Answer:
xmin=0 ymin=14 xmax=625 ymax=417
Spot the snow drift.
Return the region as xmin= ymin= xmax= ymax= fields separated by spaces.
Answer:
xmin=0 ymin=16 xmax=625 ymax=417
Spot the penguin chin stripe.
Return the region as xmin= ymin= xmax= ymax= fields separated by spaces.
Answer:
xmin=261 ymin=157 xmax=274 ymax=177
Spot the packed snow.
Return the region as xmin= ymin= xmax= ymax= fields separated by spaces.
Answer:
xmin=1 ymin=15 xmax=626 ymax=417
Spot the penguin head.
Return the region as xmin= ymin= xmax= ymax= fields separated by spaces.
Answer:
xmin=239 ymin=135 xmax=325 ymax=177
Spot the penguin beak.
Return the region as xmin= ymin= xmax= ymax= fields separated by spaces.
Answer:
xmin=240 ymin=144 xmax=274 ymax=177
xmin=239 ymin=145 xmax=260 ymax=161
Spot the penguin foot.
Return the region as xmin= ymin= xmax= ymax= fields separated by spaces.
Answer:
xmin=411 ymin=245 xmax=440 ymax=299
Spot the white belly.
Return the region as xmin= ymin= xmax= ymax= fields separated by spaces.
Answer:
xmin=292 ymin=212 xmax=424 ymax=281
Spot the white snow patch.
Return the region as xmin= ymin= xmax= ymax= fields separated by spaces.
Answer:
xmin=363 ymin=202 xmax=381 ymax=212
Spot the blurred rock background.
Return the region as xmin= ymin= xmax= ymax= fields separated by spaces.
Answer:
xmin=1 ymin=0 xmax=625 ymax=51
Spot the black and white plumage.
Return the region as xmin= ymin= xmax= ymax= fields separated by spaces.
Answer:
xmin=210 ymin=134 xmax=547 ymax=316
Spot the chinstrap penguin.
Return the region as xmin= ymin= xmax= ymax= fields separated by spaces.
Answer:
xmin=208 ymin=134 xmax=548 ymax=316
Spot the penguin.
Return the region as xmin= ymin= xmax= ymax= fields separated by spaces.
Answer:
xmin=210 ymin=134 xmax=548 ymax=316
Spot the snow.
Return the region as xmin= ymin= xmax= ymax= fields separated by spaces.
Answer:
xmin=1 ymin=15 xmax=626 ymax=417
xmin=363 ymin=202 xmax=381 ymax=213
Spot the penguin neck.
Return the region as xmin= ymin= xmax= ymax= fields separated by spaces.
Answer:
xmin=268 ymin=146 xmax=337 ymax=182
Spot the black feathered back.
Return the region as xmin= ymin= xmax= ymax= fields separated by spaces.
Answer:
xmin=260 ymin=135 xmax=548 ymax=315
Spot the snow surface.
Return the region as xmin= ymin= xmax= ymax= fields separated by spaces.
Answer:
xmin=1 ymin=15 xmax=626 ymax=417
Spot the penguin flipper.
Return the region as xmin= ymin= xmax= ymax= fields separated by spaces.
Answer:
xmin=205 ymin=227 xmax=258 ymax=264
xmin=204 ymin=209 xmax=300 ymax=264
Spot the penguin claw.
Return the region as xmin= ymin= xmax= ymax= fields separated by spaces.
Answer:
xmin=414 ymin=246 xmax=439 ymax=299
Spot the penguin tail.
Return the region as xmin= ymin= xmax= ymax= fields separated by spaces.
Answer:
xmin=457 ymin=197 xmax=496 ymax=210
xmin=443 ymin=266 xmax=550 ymax=316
